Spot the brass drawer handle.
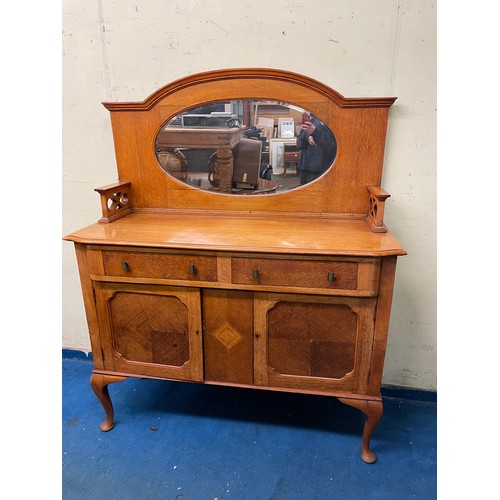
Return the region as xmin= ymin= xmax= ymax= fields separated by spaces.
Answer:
xmin=189 ymin=263 xmax=196 ymax=275
xmin=121 ymin=261 xmax=130 ymax=272
xmin=327 ymin=271 xmax=335 ymax=282
xmin=252 ymin=269 xmax=260 ymax=279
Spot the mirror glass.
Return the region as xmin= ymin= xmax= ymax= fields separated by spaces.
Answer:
xmin=155 ymin=99 xmax=337 ymax=194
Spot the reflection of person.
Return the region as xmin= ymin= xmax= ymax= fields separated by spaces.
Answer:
xmin=296 ymin=114 xmax=337 ymax=185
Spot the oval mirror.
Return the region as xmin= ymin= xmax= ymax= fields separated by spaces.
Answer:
xmin=155 ymin=99 xmax=337 ymax=194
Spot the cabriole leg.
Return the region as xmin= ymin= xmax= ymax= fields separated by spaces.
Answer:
xmin=90 ymin=373 xmax=127 ymax=432
xmin=338 ymin=397 xmax=383 ymax=464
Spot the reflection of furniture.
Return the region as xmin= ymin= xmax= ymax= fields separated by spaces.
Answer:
xmin=64 ymin=69 xmax=405 ymax=464
xmin=232 ymin=137 xmax=262 ymax=188
xmin=156 ymin=149 xmax=188 ymax=178
xmin=207 ymin=137 xmax=264 ymax=190
xmin=269 ymin=138 xmax=296 ymax=174
xmin=283 ymin=145 xmax=300 ymax=177
xmin=240 ymin=178 xmax=277 ymax=194
xmin=178 ymin=172 xmax=278 ymax=194
xmin=156 ymin=127 xmax=245 ymax=192
xmin=251 ymin=101 xmax=302 ymax=132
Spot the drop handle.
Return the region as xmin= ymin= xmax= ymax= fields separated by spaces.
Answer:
xmin=327 ymin=271 xmax=335 ymax=282
xmin=189 ymin=263 xmax=196 ymax=275
xmin=252 ymin=269 xmax=260 ymax=279
xmin=121 ymin=261 xmax=130 ymax=272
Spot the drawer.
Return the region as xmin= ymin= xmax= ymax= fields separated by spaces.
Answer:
xmin=231 ymin=257 xmax=359 ymax=290
xmin=101 ymin=250 xmax=218 ymax=282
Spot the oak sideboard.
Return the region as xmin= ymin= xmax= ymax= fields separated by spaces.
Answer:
xmin=64 ymin=68 xmax=406 ymax=463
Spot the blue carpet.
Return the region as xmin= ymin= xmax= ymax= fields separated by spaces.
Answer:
xmin=63 ymin=357 xmax=436 ymax=499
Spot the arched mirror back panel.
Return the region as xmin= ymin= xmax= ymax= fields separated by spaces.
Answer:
xmin=103 ymin=68 xmax=396 ymax=215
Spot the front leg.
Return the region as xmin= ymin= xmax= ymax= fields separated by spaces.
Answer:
xmin=90 ymin=373 xmax=127 ymax=431
xmin=338 ymin=397 xmax=383 ymax=464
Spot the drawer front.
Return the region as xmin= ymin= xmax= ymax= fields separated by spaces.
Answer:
xmin=231 ymin=257 xmax=358 ymax=290
xmin=102 ymin=250 xmax=218 ymax=282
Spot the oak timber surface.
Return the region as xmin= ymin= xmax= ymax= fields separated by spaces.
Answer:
xmin=64 ymin=211 xmax=405 ymax=257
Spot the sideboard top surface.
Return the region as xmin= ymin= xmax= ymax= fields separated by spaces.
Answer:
xmin=64 ymin=211 xmax=406 ymax=257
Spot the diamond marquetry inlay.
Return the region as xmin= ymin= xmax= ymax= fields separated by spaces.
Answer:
xmin=212 ymin=323 xmax=242 ymax=349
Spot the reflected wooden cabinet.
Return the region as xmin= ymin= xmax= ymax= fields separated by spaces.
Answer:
xmin=65 ymin=68 xmax=406 ymax=463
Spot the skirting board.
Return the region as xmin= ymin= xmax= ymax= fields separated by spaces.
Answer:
xmin=62 ymin=349 xmax=436 ymax=403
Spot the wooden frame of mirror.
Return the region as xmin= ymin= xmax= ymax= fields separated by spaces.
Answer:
xmin=101 ymin=68 xmax=396 ymax=221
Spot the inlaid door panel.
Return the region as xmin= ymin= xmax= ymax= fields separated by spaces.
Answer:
xmin=202 ymin=289 xmax=254 ymax=384
xmin=254 ymin=293 xmax=376 ymax=393
xmin=93 ymin=282 xmax=203 ymax=381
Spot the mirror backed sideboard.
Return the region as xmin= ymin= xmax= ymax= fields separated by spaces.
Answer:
xmin=64 ymin=68 xmax=406 ymax=464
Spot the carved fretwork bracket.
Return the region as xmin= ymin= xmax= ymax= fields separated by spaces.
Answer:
xmin=95 ymin=181 xmax=132 ymax=223
xmin=366 ymin=186 xmax=391 ymax=233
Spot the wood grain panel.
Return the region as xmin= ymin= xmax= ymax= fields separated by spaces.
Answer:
xmin=254 ymin=293 xmax=376 ymax=393
xmin=202 ymin=289 xmax=253 ymax=384
xmin=231 ymin=257 xmax=358 ymax=290
xmin=102 ymin=249 xmax=217 ymax=281
xmin=93 ymin=283 xmax=203 ymax=381
xmin=267 ymin=302 xmax=357 ymax=379
xmin=110 ymin=292 xmax=189 ymax=366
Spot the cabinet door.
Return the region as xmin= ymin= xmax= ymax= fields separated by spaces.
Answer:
xmin=254 ymin=293 xmax=376 ymax=393
xmin=202 ymin=289 xmax=254 ymax=384
xmin=93 ymin=282 xmax=203 ymax=381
